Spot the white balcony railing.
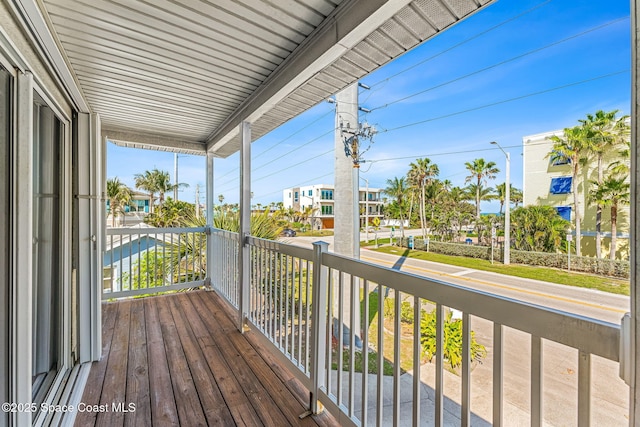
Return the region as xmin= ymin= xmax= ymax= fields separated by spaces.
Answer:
xmin=104 ymin=226 xmax=626 ymax=426
xmin=103 ymin=226 xmax=207 ymax=299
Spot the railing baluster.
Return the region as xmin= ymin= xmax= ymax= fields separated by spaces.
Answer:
xmin=435 ymin=303 xmax=444 ymax=427
xmin=462 ymin=312 xmax=471 ymax=427
xmin=305 ymin=259 xmax=311 ymax=371
xmin=413 ymin=296 xmax=421 ymax=427
xmin=337 ymin=271 xmax=344 ymax=407
xmin=349 ymin=275 xmax=356 ymax=417
xmin=284 ymin=255 xmax=290 ymax=356
xmin=326 ymin=268 xmax=334 ymax=396
xmin=493 ymin=323 xmax=503 ymax=427
xmin=297 ymin=259 xmax=303 ymax=365
xmin=578 ymin=350 xmax=591 ymax=426
xmin=393 ymin=290 xmax=401 ymax=427
xmin=361 ymin=279 xmax=369 ymax=427
xmin=531 ymin=335 xmax=543 ymax=427
xmin=376 ymin=283 xmax=384 ymax=426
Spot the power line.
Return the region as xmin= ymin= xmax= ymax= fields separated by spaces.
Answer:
xmin=368 ymin=0 xmax=555 ymax=89
xmin=369 ymin=17 xmax=629 ymax=112
xmin=253 ymin=108 xmax=334 ymax=160
xmin=253 ymin=149 xmax=334 ymax=183
xmin=257 ymin=172 xmax=334 ymax=199
xmin=378 ymin=70 xmax=629 ymax=134
xmin=253 ymin=128 xmax=335 ymax=172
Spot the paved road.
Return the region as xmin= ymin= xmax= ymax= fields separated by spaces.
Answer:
xmin=283 ymin=233 xmax=630 ymax=425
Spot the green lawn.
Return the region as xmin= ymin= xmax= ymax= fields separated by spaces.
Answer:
xmin=296 ymin=229 xmax=334 ymax=237
xmin=370 ymin=245 xmax=630 ymax=296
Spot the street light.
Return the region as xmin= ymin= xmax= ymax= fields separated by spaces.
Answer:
xmin=360 ymin=176 xmax=369 ymax=241
xmin=491 ymin=141 xmax=510 ymax=265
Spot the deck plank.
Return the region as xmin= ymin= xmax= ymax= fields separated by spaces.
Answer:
xmin=189 ymin=292 xmax=293 ymax=426
xmin=144 ymin=298 xmax=180 ymax=426
xmin=81 ymin=291 xmax=338 ymax=427
xmin=176 ymin=293 xmax=264 ymax=426
xmin=95 ymin=300 xmax=131 ymax=427
xmin=199 ymin=291 xmax=322 ymax=427
xmin=155 ymin=296 xmax=207 ymax=427
xmin=74 ymin=302 xmax=118 ymax=427
xmin=124 ymin=300 xmax=151 ymax=427
xmin=167 ymin=294 xmax=235 ymax=426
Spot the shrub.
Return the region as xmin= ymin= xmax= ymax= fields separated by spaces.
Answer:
xmin=394 ymin=237 xmax=629 ymax=278
xmin=420 ymin=310 xmax=486 ymax=369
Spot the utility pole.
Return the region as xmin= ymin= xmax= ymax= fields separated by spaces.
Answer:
xmin=195 ymin=184 xmax=200 ymax=218
xmin=174 ymin=153 xmax=179 ymax=201
xmin=334 ymin=83 xmax=360 ymax=259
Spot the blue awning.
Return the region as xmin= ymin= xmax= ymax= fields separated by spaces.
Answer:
xmin=550 ymin=177 xmax=572 ymax=194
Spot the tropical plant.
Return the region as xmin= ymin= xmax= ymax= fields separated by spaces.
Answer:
xmin=144 ymin=199 xmax=196 ymax=227
xmin=510 ymin=206 xmax=571 ymax=253
xmin=421 ymin=310 xmax=486 ymax=369
xmin=407 ymin=158 xmax=439 ymax=239
xmin=106 ymin=177 xmax=132 ymax=226
xmin=464 ymin=158 xmax=499 ymax=226
xmin=134 ymin=169 xmax=160 ymax=213
xmin=495 ymin=183 xmax=522 ymax=215
xmin=154 ymin=169 xmax=189 ymax=206
xmin=590 ymin=176 xmax=630 ymax=260
xmin=580 ymin=110 xmax=630 ymax=258
xmin=547 ymin=125 xmax=588 ymax=256
xmin=384 ymin=176 xmax=409 ymax=235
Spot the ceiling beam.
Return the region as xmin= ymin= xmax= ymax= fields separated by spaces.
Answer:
xmin=206 ymin=0 xmax=413 ymax=154
xmin=103 ymin=127 xmax=207 ymax=156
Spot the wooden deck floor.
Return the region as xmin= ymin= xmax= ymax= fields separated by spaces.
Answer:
xmin=76 ymin=290 xmax=337 ymax=427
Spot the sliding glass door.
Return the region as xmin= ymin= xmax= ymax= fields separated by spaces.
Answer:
xmin=0 ymin=64 xmax=10 ymax=427
xmin=31 ymin=95 xmax=63 ymax=402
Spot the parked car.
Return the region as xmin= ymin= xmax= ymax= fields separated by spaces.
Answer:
xmin=281 ymin=228 xmax=297 ymax=237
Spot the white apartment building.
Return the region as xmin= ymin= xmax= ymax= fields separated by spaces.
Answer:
xmin=282 ymin=184 xmax=383 ymax=229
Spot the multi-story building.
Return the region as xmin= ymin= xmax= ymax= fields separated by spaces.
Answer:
xmin=282 ymin=184 xmax=383 ymax=229
xmin=522 ymin=129 xmax=630 ymax=259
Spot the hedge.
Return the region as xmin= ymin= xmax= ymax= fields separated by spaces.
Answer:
xmin=395 ymin=237 xmax=629 ymax=279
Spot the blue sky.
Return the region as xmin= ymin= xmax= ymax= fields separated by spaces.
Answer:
xmin=107 ymin=0 xmax=631 ymax=212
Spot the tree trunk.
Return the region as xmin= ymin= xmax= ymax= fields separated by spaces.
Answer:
xmin=573 ymin=162 xmax=582 ymax=257
xmin=610 ymin=204 xmax=618 ymax=260
xmin=595 ymin=154 xmax=604 ymax=258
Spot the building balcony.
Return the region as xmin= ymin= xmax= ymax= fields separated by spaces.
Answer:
xmin=92 ymin=226 xmax=628 ymax=426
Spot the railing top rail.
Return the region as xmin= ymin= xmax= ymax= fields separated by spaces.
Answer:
xmin=246 ymin=235 xmax=314 ymax=260
xmin=322 ymin=251 xmax=620 ymax=361
xmin=107 ymin=226 xmax=207 ymax=235
xmin=210 ymin=227 xmax=240 ymax=238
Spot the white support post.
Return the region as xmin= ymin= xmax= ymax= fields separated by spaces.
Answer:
xmin=13 ymin=70 xmax=33 ymax=426
xmin=631 ymin=0 xmax=639 ymax=422
xmin=91 ymin=114 xmax=103 ymax=361
xmin=238 ymin=121 xmax=251 ymax=331
xmin=310 ymin=241 xmax=329 ymax=413
xmin=206 ymin=153 xmax=214 ymax=285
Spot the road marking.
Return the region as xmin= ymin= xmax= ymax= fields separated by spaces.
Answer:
xmin=361 ymin=255 xmax=627 ymax=315
xmin=450 ymin=269 xmax=475 ymax=277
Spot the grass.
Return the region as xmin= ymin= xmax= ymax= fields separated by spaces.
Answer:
xmin=361 ymin=237 xmax=391 ymax=246
xmin=296 ymin=229 xmax=334 ymax=237
xmin=371 ymin=245 xmax=630 ymax=296
xmin=331 ymin=348 xmax=395 ymax=376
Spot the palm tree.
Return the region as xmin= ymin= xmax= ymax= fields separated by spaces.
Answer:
xmin=134 ymin=169 xmax=160 ymax=213
xmin=547 ymin=126 xmax=588 ymax=256
xmin=407 ymin=158 xmax=439 ymax=238
xmin=464 ymin=158 xmax=499 ymax=224
xmin=590 ymin=176 xmax=629 ymax=260
xmin=384 ymin=176 xmax=409 ymax=235
xmin=106 ymin=177 xmax=132 ymax=227
xmin=495 ymin=183 xmax=522 ymax=215
xmin=154 ymin=169 xmax=190 ymax=207
xmin=580 ymin=110 xmax=630 ymax=258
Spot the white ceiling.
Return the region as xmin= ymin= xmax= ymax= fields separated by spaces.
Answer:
xmin=35 ymin=0 xmax=494 ymax=157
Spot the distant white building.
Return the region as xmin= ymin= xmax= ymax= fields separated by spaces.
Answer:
xmin=282 ymin=183 xmax=383 ymax=229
